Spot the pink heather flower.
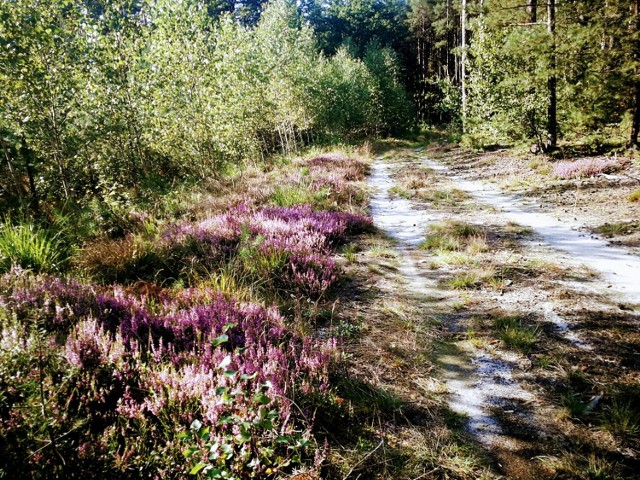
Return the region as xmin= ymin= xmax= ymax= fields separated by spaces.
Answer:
xmin=552 ymin=157 xmax=621 ymax=179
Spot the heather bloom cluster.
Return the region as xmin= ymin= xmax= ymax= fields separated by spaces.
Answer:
xmin=552 ymin=157 xmax=622 ymax=179
xmin=164 ymin=203 xmax=371 ymax=297
xmin=304 ymin=153 xmax=368 ymax=196
xmin=0 ymin=153 xmax=372 ymax=477
xmin=0 ymin=268 xmax=335 ymax=477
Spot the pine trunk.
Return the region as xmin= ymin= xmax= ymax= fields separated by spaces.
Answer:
xmin=547 ymin=0 xmax=557 ymax=151
xmin=529 ymin=0 xmax=537 ymax=23
xmin=631 ymin=0 xmax=640 ymax=146
xmin=461 ymin=0 xmax=467 ymax=131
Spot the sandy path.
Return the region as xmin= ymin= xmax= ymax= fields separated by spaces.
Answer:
xmin=422 ymin=158 xmax=640 ymax=306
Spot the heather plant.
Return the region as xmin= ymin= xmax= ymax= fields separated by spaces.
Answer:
xmin=0 ymin=269 xmax=335 ymax=478
xmin=552 ymin=158 xmax=622 ymax=179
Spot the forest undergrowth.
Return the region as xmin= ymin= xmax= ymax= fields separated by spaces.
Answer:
xmin=0 ymin=146 xmax=382 ymax=479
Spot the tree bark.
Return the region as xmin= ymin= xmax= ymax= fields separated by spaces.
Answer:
xmin=631 ymin=0 xmax=640 ymax=146
xmin=461 ymin=0 xmax=468 ymax=131
xmin=528 ymin=0 xmax=537 ymax=23
xmin=547 ymin=0 xmax=557 ymax=151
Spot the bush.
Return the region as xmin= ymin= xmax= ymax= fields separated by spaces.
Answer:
xmin=552 ymin=158 xmax=622 ymax=179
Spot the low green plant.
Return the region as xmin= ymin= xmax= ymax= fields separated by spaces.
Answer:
xmin=600 ymin=399 xmax=640 ymax=437
xmin=179 ymin=389 xmax=313 ymax=479
xmin=389 ymin=186 xmax=412 ymax=199
xmin=447 ymin=272 xmax=483 ymax=289
xmin=561 ymin=392 xmax=589 ymax=417
xmin=420 ymin=221 xmax=485 ymax=253
xmin=594 ymin=221 xmax=638 ymax=237
xmin=628 ymin=188 xmax=640 ymax=203
xmin=269 ymin=186 xmax=329 ymax=207
xmin=0 ymin=220 xmax=69 ymax=273
xmin=493 ymin=316 xmax=539 ymax=352
xmin=341 ymin=243 xmax=359 ymax=263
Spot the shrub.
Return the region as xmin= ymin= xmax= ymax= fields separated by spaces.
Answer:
xmin=552 ymin=158 xmax=621 ymax=179
xmin=0 ymin=221 xmax=69 ymax=274
xmin=0 ymin=269 xmax=335 ymax=478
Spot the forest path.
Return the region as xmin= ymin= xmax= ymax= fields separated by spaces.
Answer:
xmin=367 ymin=149 xmax=640 ymax=479
xmin=420 ymin=157 xmax=640 ymax=306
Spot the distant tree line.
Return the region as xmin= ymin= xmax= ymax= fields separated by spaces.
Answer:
xmin=404 ymin=0 xmax=640 ymax=150
xmin=0 ymin=0 xmax=413 ymax=218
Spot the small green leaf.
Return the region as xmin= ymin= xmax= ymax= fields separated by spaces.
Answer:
xmin=183 ymin=447 xmax=196 ymax=458
xmin=240 ymin=372 xmax=258 ymax=380
xmin=253 ymin=392 xmax=271 ymax=405
xmin=212 ymin=334 xmax=228 ymax=347
xmin=189 ymin=461 xmax=206 ymax=475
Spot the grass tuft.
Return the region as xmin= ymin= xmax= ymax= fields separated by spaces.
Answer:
xmin=600 ymin=399 xmax=640 ymax=437
xmin=493 ymin=316 xmax=539 ymax=352
xmin=0 ymin=220 xmax=69 ymax=274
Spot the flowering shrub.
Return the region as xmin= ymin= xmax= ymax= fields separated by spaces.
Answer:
xmin=552 ymin=157 xmax=622 ymax=179
xmin=0 ymin=153 xmax=371 ymax=478
xmin=0 ymin=269 xmax=335 ymax=478
xmin=164 ymin=204 xmax=371 ymax=297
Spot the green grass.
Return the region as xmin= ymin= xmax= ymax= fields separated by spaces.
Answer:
xmin=600 ymin=399 xmax=640 ymax=437
xmin=594 ymin=221 xmax=639 ymax=237
xmin=0 ymin=220 xmax=70 ymax=274
xmin=417 ymin=188 xmax=471 ymax=205
xmin=420 ymin=221 xmax=485 ymax=253
xmin=447 ymin=272 xmax=483 ymax=289
xmin=561 ymin=392 xmax=589 ymax=417
xmin=628 ymin=188 xmax=640 ymax=203
xmin=269 ymin=185 xmax=329 ymax=207
xmin=493 ymin=316 xmax=539 ymax=352
xmin=389 ymin=185 xmax=412 ymax=199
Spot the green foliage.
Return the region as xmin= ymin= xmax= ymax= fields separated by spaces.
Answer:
xmin=601 ymin=399 xmax=640 ymax=437
xmin=464 ymin=0 xmax=639 ymax=147
xmin=0 ymin=0 xmax=413 ymax=221
xmin=180 ymin=391 xmax=313 ymax=479
xmin=0 ymin=220 xmax=69 ymax=274
xmin=493 ymin=316 xmax=539 ymax=353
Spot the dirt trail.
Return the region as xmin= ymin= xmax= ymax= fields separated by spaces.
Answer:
xmin=422 ymin=158 xmax=640 ymax=306
xmin=367 ymin=150 xmax=640 ymax=478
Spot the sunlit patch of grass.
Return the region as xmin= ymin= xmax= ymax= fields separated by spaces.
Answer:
xmin=493 ymin=315 xmax=539 ymax=352
xmin=600 ymin=399 xmax=640 ymax=437
xmin=505 ymin=221 xmax=534 ymax=236
xmin=206 ymin=271 xmax=252 ymax=301
xmin=524 ymin=258 xmax=564 ymax=277
xmin=421 ymin=232 xmax=461 ymax=252
xmin=368 ymin=244 xmax=399 ymax=259
xmin=447 ymin=272 xmax=483 ymax=290
xmin=594 ymin=221 xmax=639 ymax=237
xmin=628 ymin=188 xmax=640 ymax=203
xmin=416 ymin=188 xmax=471 ymax=205
xmin=0 ymin=220 xmax=70 ymax=274
xmin=529 ymin=158 xmax=552 ymax=175
xmin=269 ymin=185 xmax=328 ymax=207
xmin=389 ymin=185 xmax=412 ymax=199
xmin=429 ymin=251 xmax=477 ymax=268
xmin=420 ymin=221 xmax=486 ymax=256
xmin=543 ymin=453 xmax=621 ymax=480
xmin=341 ymin=243 xmax=359 ymax=263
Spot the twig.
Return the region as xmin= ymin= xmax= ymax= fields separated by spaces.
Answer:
xmin=342 ymin=439 xmax=384 ymax=480
xmin=411 ymin=468 xmax=440 ymax=480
